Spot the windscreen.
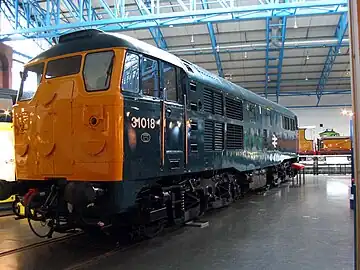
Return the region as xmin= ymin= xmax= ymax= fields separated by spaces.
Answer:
xmin=18 ymin=62 xmax=44 ymax=101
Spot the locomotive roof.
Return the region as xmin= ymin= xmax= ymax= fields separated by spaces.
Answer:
xmin=31 ymin=29 xmax=295 ymax=118
xmin=30 ymin=29 xmax=185 ymax=70
xmin=183 ymin=61 xmax=296 ymax=117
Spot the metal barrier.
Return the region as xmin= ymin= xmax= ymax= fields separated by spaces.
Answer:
xmin=299 ymin=155 xmax=352 ymax=175
xmin=304 ymin=163 xmax=352 ymax=175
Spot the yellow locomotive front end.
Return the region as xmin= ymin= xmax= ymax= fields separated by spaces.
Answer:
xmin=14 ymin=49 xmax=124 ymax=182
xmin=0 ymin=30 xmax=135 ymax=236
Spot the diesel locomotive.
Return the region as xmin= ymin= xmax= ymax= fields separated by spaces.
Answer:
xmin=0 ymin=30 xmax=298 ymax=238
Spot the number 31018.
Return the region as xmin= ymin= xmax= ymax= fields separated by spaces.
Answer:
xmin=131 ymin=117 xmax=156 ymax=129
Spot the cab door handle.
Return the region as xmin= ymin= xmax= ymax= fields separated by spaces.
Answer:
xmin=166 ymin=108 xmax=172 ymax=117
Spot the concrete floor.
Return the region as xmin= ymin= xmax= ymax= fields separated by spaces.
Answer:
xmin=0 ymin=175 xmax=355 ymax=270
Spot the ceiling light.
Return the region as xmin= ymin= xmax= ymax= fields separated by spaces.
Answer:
xmin=294 ymin=17 xmax=298 ymax=29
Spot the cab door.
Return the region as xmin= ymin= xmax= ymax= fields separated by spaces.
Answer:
xmin=123 ymin=54 xmax=162 ymax=180
xmin=160 ymin=63 xmax=185 ymax=173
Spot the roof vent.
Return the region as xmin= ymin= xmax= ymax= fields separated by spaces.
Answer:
xmin=58 ymin=29 xmax=102 ymax=43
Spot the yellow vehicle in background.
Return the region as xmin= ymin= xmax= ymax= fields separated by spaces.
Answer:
xmin=0 ymin=96 xmax=16 ymax=207
xmin=297 ymin=127 xmax=315 ymax=155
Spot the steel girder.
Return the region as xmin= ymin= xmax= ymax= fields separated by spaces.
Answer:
xmin=135 ymin=0 xmax=167 ymax=49
xmin=287 ymin=104 xmax=351 ymax=109
xmin=201 ymin=0 xmax=224 ymax=78
xmin=315 ymin=12 xmax=348 ymax=106
xmin=259 ymin=89 xmax=351 ymax=97
xmin=264 ymin=16 xmax=287 ymax=103
xmin=0 ymin=0 xmax=348 ymax=41
xmin=171 ymin=39 xmax=349 ymax=56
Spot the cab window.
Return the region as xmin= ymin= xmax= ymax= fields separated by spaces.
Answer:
xmin=83 ymin=51 xmax=114 ymax=91
xmin=18 ymin=63 xmax=44 ymax=101
xmin=248 ymin=103 xmax=256 ymax=122
xmin=122 ymin=52 xmax=140 ymax=93
xmin=160 ymin=62 xmax=177 ymax=102
xmin=141 ymin=57 xmax=159 ymax=97
xmin=45 ymin=55 xmax=82 ymax=79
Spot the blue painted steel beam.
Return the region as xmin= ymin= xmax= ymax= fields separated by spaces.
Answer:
xmin=201 ymin=0 xmax=224 ymax=78
xmin=316 ymin=12 xmax=348 ymax=106
xmin=13 ymin=50 xmax=32 ymax=60
xmin=264 ymin=17 xmax=271 ymax=99
xmin=264 ymin=16 xmax=286 ymax=103
xmin=275 ymin=17 xmax=287 ymax=103
xmin=259 ymin=89 xmax=351 ymax=97
xmin=233 ymin=77 xmax=350 ymax=85
xmin=173 ymin=41 xmax=349 ymax=56
xmin=135 ymin=0 xmax=168 ymax=49
xmin=0 ymin=0 xmax=348 ymax=41
xmin=0 ymin=0 xmax=53 ymax=46
xmin=287 ymin=104 xmax=352 ymax=109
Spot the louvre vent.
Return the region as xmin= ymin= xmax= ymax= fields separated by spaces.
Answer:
xmin=226 ymin=97 xmax=243 ymax=121
xmin=190 ymin=81 xmax=196 ymax=91
xmin=203 ymin=88 xmax=213 ymax=114
xmin=203 ymin=88 xmax=223 ymax=115
xmin=204 ymin=121 xmax=224 ymax=151
xmin=213 ymin=92 xmax=223 ymax=115
xmin=226 ymin=124 xmax=243 ymax=150
xmin=204 ymin=120 xmax=214 ymax=151
xmin=214 ymin=122 xmax=224 ymax=151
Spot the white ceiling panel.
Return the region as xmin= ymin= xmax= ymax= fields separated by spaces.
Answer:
xmin=286 ymin=28 xmax=308 ymax=39
xmin=318 ymin=94 xmax=352 ymax=106
xmin=216 ymin=32 xmax=246 ymax=45
xmin=166 ymin=35 xmax=211 ymax=47
xmin=199 ymin=62 xmax=218 ymax=70
xmin=181 ymin=54 xmax=215 ymax=63
xmin=307 ymin=26 xmax=336 ymax=38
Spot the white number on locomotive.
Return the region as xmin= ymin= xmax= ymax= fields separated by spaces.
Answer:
xmin=131 ymin=117 xmax=156 ymax=129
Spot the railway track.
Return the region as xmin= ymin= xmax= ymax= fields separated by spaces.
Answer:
xmin=64 ymin=240 xmax=142 ymax=270
xmin=0 ymin=212 xmax=13 ymax=218
xmin=0 ymin=231 xmax=83 ymax=258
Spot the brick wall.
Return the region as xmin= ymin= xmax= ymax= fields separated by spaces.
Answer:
xmin=0 ymin=43 xmax=13 ymax=89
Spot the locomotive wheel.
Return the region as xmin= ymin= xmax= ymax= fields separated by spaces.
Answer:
xmin=142 ymin=220 xmax=165 ymax=239
xmin=0 ymin=180 xmax=12 ymax=201
xmin=11 ymin=196 xmax=22 ymax=217
xmin=25 ymin=191 xmax=55 ymax=238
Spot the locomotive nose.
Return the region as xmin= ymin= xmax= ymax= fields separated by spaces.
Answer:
xmin=0 ymin=179 xmax=15 ymax=201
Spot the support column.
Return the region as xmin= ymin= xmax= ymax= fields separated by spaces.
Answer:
xmin=348 ymin=0 xmax=360 ymax=269
xmin=0 ymin=43 xmax=13 ymax=89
